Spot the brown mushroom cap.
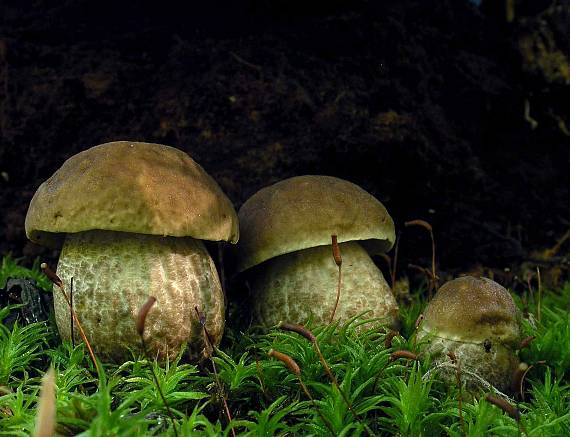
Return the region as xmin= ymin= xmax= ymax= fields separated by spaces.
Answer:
xmin=422 ymin=276 xmax=521 ymax=347
xmin=25 ymin=141 xmax=239 ymax=248
xmin=235 ymin=175 xmax=395 ymax=273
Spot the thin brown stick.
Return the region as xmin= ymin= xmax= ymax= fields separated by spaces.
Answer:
xmin=485 ymin=394 xmax=520 ymax=420
xmin=278 ymin=322 xmax=316 ymax=343
xmin=329 ymin=235 xmax=343 ymax=324
xmin=384 ymin=330 xmax=400 ymax=349
xmin=40 ymin=263 xmax=62 ymax=288
xmin=137 ymin=297 xmax=180 ymax=437
xmin=70 ymin=277 xmax=74 ymax=348
xmin=195 ymin=307 xmax=236 ymax=437
xmin=331 ymin=235 xmax=342 ymax=267
xmin=136 ymin=296 xmax=157 ymax=336
xmin=518 ymin=361 xmax=547 ymax=401
xmin=41 ymin=263 xmax=98 ymax=371
xmin=268 ymin=349 xmax=301 ymax=375
xmin=511 ymin=362 xmax=529 ymax=399
xmin=486 ymin=393 xmax=528 ymax=437
xmin=390 ymin=350 xmax=418 ymax=361
xmin=519 ymin=336 xmax=535 ymax=350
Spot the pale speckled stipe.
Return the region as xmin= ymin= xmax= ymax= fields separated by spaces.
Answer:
xmin=251 ymin=241 xmax=398 ymax=327
xmin=54 ymin=230 xmax=224 ymax=362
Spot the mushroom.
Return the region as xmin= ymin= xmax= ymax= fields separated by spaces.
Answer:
xmin=417 ymin=276 xmax=522 ymax=393
xmin=235 ymin=175 xmax=398 ymax=327
xmin=25 ymin=141 xmax=238 ymax=362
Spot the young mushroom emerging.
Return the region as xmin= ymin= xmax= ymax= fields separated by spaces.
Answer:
xmin=25 ymin=141 xmax=239 ymax=362
xmin=235 ymin=175 xmax=399 ymax=328
xmin=417 ymin=276 xmax=522 ymax=393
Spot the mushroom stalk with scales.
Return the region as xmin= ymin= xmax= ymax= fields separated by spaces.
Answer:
xmin=25 ymin=141 xmax=239 ymax=362
xmin=235 ymin=175 xmax=399 ymax=328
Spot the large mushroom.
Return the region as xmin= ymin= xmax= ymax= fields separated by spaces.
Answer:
xmin=235 ymin=175 xmax=398 ymax=327
xmin=417 ymin=276 xmax=522 ymax=393
xmin=25 ymin=141 xmax=239 ymax=362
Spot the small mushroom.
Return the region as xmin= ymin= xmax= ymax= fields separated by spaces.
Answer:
xmin=417 ymin=276 xmax=522 ymax=393
xmin=25 ymin=141 xmax=238 ymax=362
xmin=235 ymin=175 xmax=398 ymax=327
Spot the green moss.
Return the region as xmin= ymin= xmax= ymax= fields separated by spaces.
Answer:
xmin=1 ymin=255 xmax=569 ymax=435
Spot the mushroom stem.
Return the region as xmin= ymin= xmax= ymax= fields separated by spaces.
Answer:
xmin=251 ymin=241 xmax=398 ymax=328
xmin=54 ymin=230 xmax=225 ymax=362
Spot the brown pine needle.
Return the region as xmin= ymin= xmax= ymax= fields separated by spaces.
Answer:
xmin=34 ymin=367 xmax=56 ymax=437
xmin=519 ymin=336 xmax=535 ymax=350
xmin=331 ymin=235 xmax=342 ymax=267
xmin=384 ymin=330 xmax=400 ymax=349
xmin=136 ymin=296 xmax=157 ymax=336
xmin=486 ymin=393 xmax=530 ymax=437
xmin=405 ymin=219 xmax=433 ymax=233
xmin=329 ymin=235 xmax=343 ymax=324
xmin=517 ymin=361 xmax=546 ymax=401
xmin=268 ymin=349 xmax=301 ymax=376
xmin=485 ymin=394 xmax=520 ymax=421
xmin=40 ymin=263 xmax=62 ymax=288
xmin=278 ymin=322 xmax=316 ymax=343
xmin=390 ymin=350 xmax=419 ymax=361
xmin=512 ymin=362 xmax=529 ymax=399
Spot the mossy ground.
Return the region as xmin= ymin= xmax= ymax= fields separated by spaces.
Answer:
xmin=1 ymin=255 xmax=569 ymax=436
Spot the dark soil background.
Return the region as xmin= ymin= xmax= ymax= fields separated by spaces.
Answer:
xmin=0 ymin=0 xmax=568 ymax=290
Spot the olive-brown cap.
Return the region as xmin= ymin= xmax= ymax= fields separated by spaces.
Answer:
xmin=25 ymin=141 xmax=239 ymax=248
xmin=235 ymin=175 xmax=395 ymax=273
xmin=422 ymin=276 xmax=521 ymax=347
